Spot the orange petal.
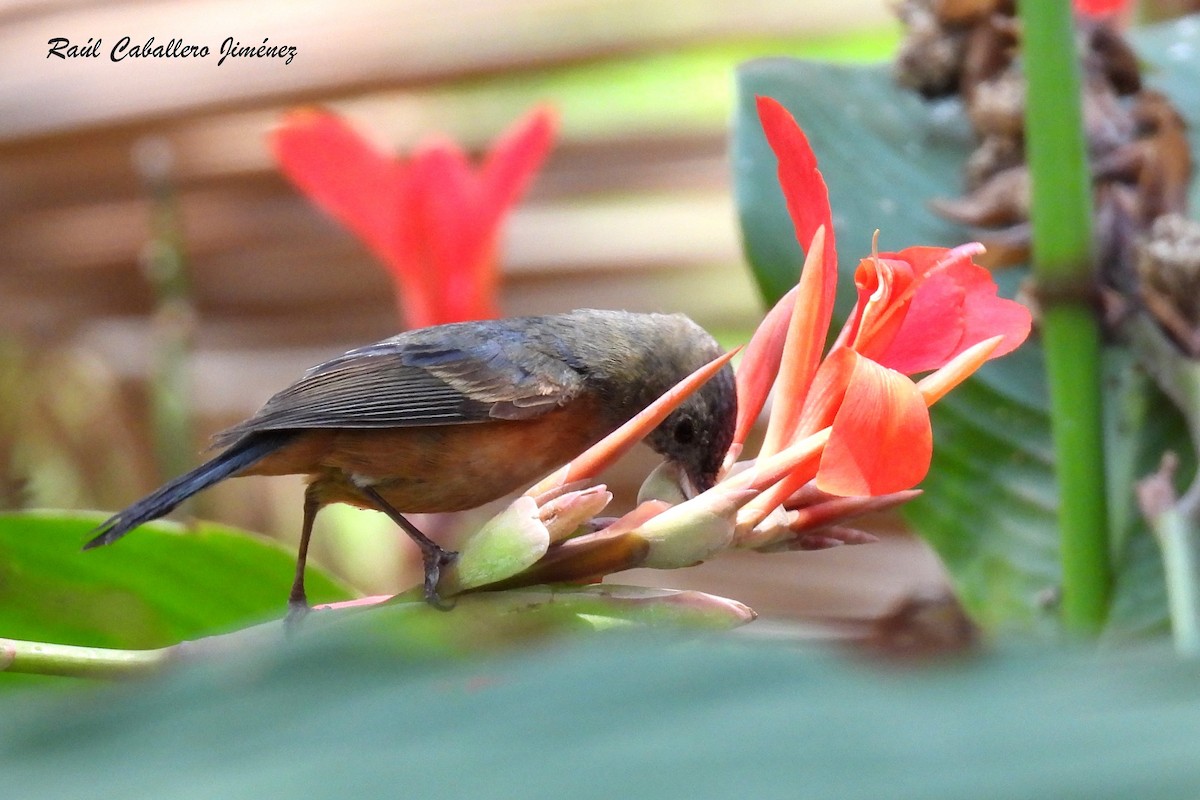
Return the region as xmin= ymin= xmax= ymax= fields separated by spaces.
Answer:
xmin=793 ymin=346 xmax=857 ymax=439
xmin=526 ymin=347 xmax=740 ymax=496
xmin=843 ymin=255 xmax=922 ymax=361
xmin=734 ymin=448 xmax=823 ymax=532
xmin=816 ymin=353 xmax=932 ymax=496
xmin=477 ymin=106 xmax=558 ymax=312
xmin=480 ymin=106 xmax=558 ymax=230
xmin=917 ymin=335 xmax=1003 ymax=406
xmin=270 ymin=108 xmax=404 ymax=270
xmin=755 ymin=96 xmax=839 ymax=284
xmin=721 ymin=427 xmax=830 ymax=494
xmin=759 ymin=225 xmax=835 ymax=459
xmin=408 ymin=142 xmax=496 ymax=324
xmin=733 ymin=285 xmax=796 ymax=447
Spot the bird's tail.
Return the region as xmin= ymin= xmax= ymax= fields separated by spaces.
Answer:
xmin=84 ymin=431 xmax=294 ymax=550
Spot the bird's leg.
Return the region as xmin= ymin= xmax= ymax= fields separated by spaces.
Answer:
xmin=285 ymin=485 xmax=321 ymax=628
xmin=358 ymin=485 xmax=458 ymax=610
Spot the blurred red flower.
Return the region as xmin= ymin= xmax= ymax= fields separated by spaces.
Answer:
xmin=271 ymin=107 xmax=557 ymax=327
xmin=1074 ymin=0 xmax=1131 ymax=16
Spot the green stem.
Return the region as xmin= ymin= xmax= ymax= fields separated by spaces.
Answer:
xmin=1 ymin=638 xmax=170 ymax=679
xmin=1131 ymin=316 xmax=1200 ymax=655
xmin=1150 ymin=504 xmax=1200 ymax=656
xmin=1 ymin=586 xmax=755 ymax=679
xmin=1018 ymin=1 xmax=1111 ymax=634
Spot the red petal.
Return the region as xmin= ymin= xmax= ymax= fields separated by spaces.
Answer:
xmin=758 ymin=225 xmax=835 ymax=457
xmin=480 ymin=106 xmax=558 ymax=229
xmin=842 ymin=255 xmax=922 ymax=360
xmin=755 ymin=96 xmax=838 ymax=313
xmin=881 ymin=245 xmax=954 ymax=277
xmin=956 ymin=265 xmax=1033 ymax=361
xmin=877 ymin=247 xmax=1031 ymax=373
xmin=1074 ymin=0 xmax=1129 ymax=15
xmin=871 ymin=257 xmax=967 ymax=374
xmin=474 ymin=106 xmax=557 ymax=319
xmin=734 ymin=285 xmax=797 ymax=446
xmin=408 ymin=142 xmax=497 ymax=324
xmin=270 ymin=109 xmax=403 ymax=267
xmin=816 ymin=353 xmax=932 ymax=496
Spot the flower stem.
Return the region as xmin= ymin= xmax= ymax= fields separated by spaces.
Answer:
xmin=1017 ymin=1 xmax=1111 ymax=634
xmin=1131 ymin=317 xmax=1200 ymax=656
xmin=1 ymin=638 xmax=170 ymax=679
xmin=1 ymin=586 xmax=757 ymax=680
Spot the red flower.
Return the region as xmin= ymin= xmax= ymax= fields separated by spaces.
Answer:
xmin=271 ymin=107 xmax=557 ymax=327
xmin=1074 ymin=0 xmax=1131 ymax=16
xmin=738 ymin=97 xmax=1032 ymax=500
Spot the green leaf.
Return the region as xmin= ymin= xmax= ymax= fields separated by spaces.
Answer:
xmin=4 ymin=629 xmax=1200 ymax=798
xmin=731 ymin=19 xmax=1200 ymax=635
xmin=0 ymin=511 xmax=352 ymax=650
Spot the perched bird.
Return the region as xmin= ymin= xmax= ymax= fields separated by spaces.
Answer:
xmin=86 ymin=309 xmax=737 ymax=612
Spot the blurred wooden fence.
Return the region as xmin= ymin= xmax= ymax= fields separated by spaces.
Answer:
xmin=2 ymin=0 xmax=887 ymax=389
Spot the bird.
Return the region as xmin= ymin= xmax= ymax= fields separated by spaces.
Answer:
xmin=85 ymin=309 xmax=737 ymax=614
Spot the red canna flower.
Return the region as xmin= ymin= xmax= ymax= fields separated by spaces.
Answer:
xmin=271 ymin=106 xmax=557 ymax=328
xmin=739 ymin=96 xmax=1032 ymax=502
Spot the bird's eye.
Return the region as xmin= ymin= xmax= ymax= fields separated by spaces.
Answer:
xmin=673 ymin=418 xmax=696 ymax=445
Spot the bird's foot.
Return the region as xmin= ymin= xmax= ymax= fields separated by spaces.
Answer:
xmin=420 ymin=546 xmax=459 ymax=611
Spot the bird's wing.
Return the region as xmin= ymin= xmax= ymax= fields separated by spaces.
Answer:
xmin=210 ymin=334 xmax=585 ymax=447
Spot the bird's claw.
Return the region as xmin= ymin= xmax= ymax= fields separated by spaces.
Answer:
xmin=422 ymin=547 xmax=459 ymax=611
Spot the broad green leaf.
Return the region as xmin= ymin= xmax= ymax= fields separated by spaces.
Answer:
xmin=731 ymin=19 xmax=1200 ymax=635
xmin=4 ymin=628 xmax=1200 ymax=799
xmin=0 ymin=511 xmax=352 ymax=650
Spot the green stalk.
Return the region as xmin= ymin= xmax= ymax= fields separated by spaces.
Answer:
xmin=1 ymin=638 xmax=170 ymax=679
xmin=1 ymin=587 xmax=755 ymax=680
xmin=1132 ymin=316 xmax=1200 ymax=656
xmin=1018 ymin=1 xmax=1111 ymax=634
xmin=1152 ymin=505 xmax=1200 ymax=655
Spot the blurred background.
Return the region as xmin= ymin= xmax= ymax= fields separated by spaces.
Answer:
xmin=0 ymin=0 xmax=957 ymax=631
